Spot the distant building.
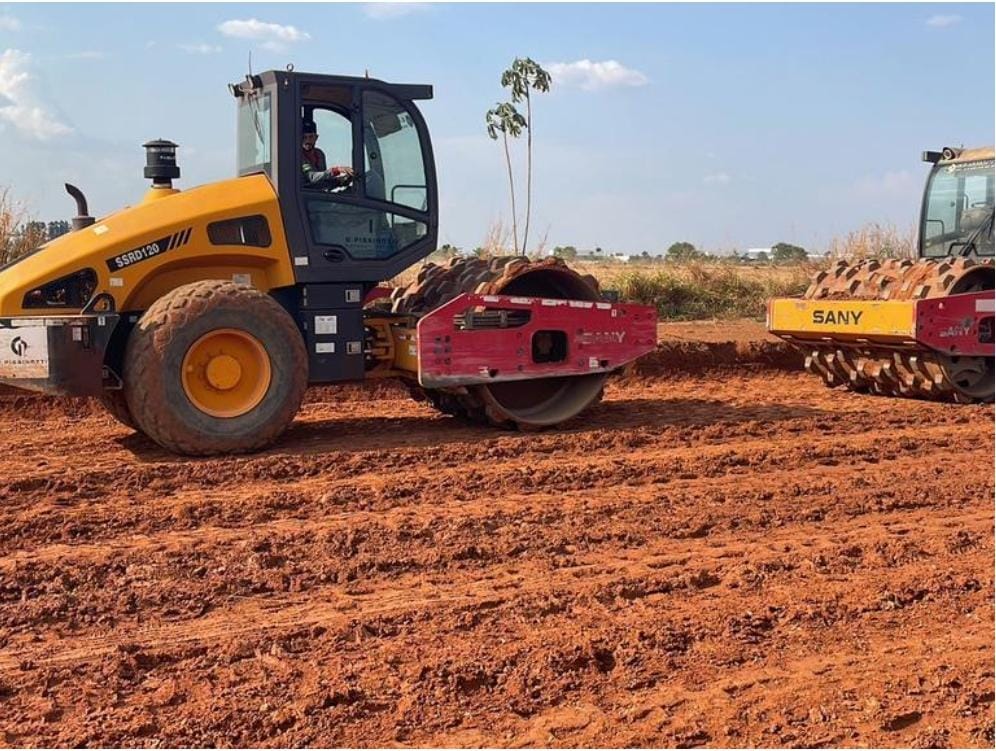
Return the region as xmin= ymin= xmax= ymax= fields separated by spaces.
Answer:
xmin=742 ymin=247 xmax=772 ymax=261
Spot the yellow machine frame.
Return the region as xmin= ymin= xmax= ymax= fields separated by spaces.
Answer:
xmin=767 ymin=298 xmax=918 ymax=346
xmin=0 ymin=175 xmax=296 ymax=317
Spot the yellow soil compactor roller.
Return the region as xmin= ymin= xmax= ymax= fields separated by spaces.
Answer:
xmin=0 ymin=70 xmax=656 ymax=454
xmin=768 ymin=146 xmax=994 ymax=403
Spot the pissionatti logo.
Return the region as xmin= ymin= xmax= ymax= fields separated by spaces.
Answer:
xmin=10 ymin=336 xmax=28 ymax=357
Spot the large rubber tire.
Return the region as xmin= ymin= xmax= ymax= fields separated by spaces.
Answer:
xmin=123 ymin=280 xmax=308 ymax=456
xmin=97 ymin=391 xmax=136 ymax=430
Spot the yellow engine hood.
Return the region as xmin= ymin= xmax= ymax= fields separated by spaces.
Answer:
xmin=0 ymin=174 xmax=294 ymax=315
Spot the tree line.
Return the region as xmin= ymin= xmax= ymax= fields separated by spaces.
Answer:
xmin=550 ymin=241 xmax=811 ymax=263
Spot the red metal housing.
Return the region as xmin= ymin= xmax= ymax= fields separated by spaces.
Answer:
xmin=416 ymin=293 xmax=658 ymax=388
xmin=915 ymin=290 xmax=994 ymax=357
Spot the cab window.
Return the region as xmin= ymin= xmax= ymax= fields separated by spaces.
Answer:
xmin=237 ymin=93 xmax=271 ymax=175
xmin=299 ymin=86 xmax=431 ymax=262
xmin=307 ymin=108 xmax=352 ymax=178
xmin=363 ymin=91 xmax=427 ymax=210
xmin=306 ymin=203 xmax=427 ymax=259
xmin=923 ymin=160 xmax=995 ymax=257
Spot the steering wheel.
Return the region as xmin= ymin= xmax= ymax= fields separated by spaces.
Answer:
xmin=316 ymin=169 xmax=356 ymax=194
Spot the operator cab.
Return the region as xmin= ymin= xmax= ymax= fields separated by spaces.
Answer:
xmin=231 ymin=70 xmax=438 ymax=283
xmin=920 ymin=146 xmax=994 ymax=259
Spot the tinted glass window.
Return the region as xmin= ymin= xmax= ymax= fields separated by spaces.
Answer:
xmin=306 ymin=201 xmax=427 ymax=259
xmin=23 ymin=268 xmax=98 ymax=309
xmin=207 ymin=216 xmax=272 ymax=247
xmin=363 ymin=91 xmax=427 ymax=211
xmin=923 ymin=159 xmax=994 ymax=257
xmin=308 ymin=108 xmax=353 ymax=172
xmin=237 ymin=93 xmax=271 ymax=175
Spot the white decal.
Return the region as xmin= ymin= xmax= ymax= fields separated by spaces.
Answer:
xmin=314 ymin=315 xmax=337 ymax=335
xmin=0 ymin=325 xmax=49 ymax=379
xmin=111 ymin=242 xmax=163 ymax=269
xmin=315 ymin=342 xmax=335 ymax=354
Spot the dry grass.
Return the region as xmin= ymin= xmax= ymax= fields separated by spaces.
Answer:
xmin=394 ymin=220 xmax=919 ymax=321
xmin=826 ymin=222 xmax=917 ymax=261
xmin=0 ymin=188 xmax=44 ymax=267
xmin=589 ymin=261 xmax=813 ymax=320
xmin=393 ymin=258 xmax=814 ymax=321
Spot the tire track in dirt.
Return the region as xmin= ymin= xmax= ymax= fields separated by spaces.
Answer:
xmin=2 ymin=535 xmax=990 ymax=747
xmin=0 ymin=420 xmax=984 ymax=552
xmin=1 ymin=500 xmax=990 ymax=668
xmin=0 ymin=366 xmax=991 ymax=747
xmin=1 ymin=456 xmax=987 ymax=574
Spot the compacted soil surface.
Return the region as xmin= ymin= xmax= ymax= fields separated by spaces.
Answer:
xmin=0 ymin=323 xmax=992 ymax=747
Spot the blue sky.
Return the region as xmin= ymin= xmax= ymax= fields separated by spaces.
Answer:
xmin=1 ymin=2 xmax=993 ymax=253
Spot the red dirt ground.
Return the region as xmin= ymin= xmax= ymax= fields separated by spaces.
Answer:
xmin=0 ymin=322 xmax=992 ymax=747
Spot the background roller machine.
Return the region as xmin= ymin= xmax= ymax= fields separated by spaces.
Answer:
xmin=768 ymin=146 xmax=994 ymax=403
xmin=0 ymin=70 xmax=656 ymax=455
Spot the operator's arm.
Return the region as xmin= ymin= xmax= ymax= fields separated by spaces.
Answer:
xmin=302 ymin=162 xmax=355 ymax=187
xmin=302 ymin=161 xmax=332 ymax=185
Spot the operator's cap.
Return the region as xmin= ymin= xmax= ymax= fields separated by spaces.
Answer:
xmin=302 ymin=121 xmax=317 ymax=135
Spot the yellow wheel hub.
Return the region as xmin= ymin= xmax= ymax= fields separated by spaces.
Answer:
xmin=181 ymin=328 xmax=272 ymax=418
xmin=205 ymin=354 xmax=242 ymax=390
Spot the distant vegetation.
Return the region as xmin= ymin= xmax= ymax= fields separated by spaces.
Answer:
xmin=432 ymin=236 xmax=820 ymax=268
xmin=1 ymin=190 xmax=43 ymax=266
xmin=1 ymin=187 xmax=74 ymax=266
xmin=826 ymin=222 xmax=917 ymax=260
xmin=598 ymin=262 xmax=812 ymax=320
xmin=486 ymin=57 xmax=552 ymax=255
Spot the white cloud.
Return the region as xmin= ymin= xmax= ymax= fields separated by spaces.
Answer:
xmin=0 ymin=49 xmax=73 ymax=141
xmin=926 ymin=14 xmax=962 ymax=28
xmin=703 ymin=173 xmax=732 ymax=186
xmin=546 ymin=59 xmax=649 ymax=91
xmin=217 ymin=18 xmax=310 ymax=52
xmin=65 ymin=51 xmax=107 ymax=60
xmin=179 ymin=43 xmax=222 ymax=55
xmin=362 ymin=3 xmax=429 ymax=20
xmin=0 ymin=14 xmax=21 ymax=32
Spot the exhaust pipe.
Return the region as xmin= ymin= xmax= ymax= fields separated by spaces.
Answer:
xmin=65 ymin=183 xmax=95 ymax=231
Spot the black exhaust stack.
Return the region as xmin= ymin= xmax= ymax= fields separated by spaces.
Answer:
xmin=143 ymin=139 xmax=180 ymax=188
xmin=65 ymin=183 xmax=94 ymax=231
